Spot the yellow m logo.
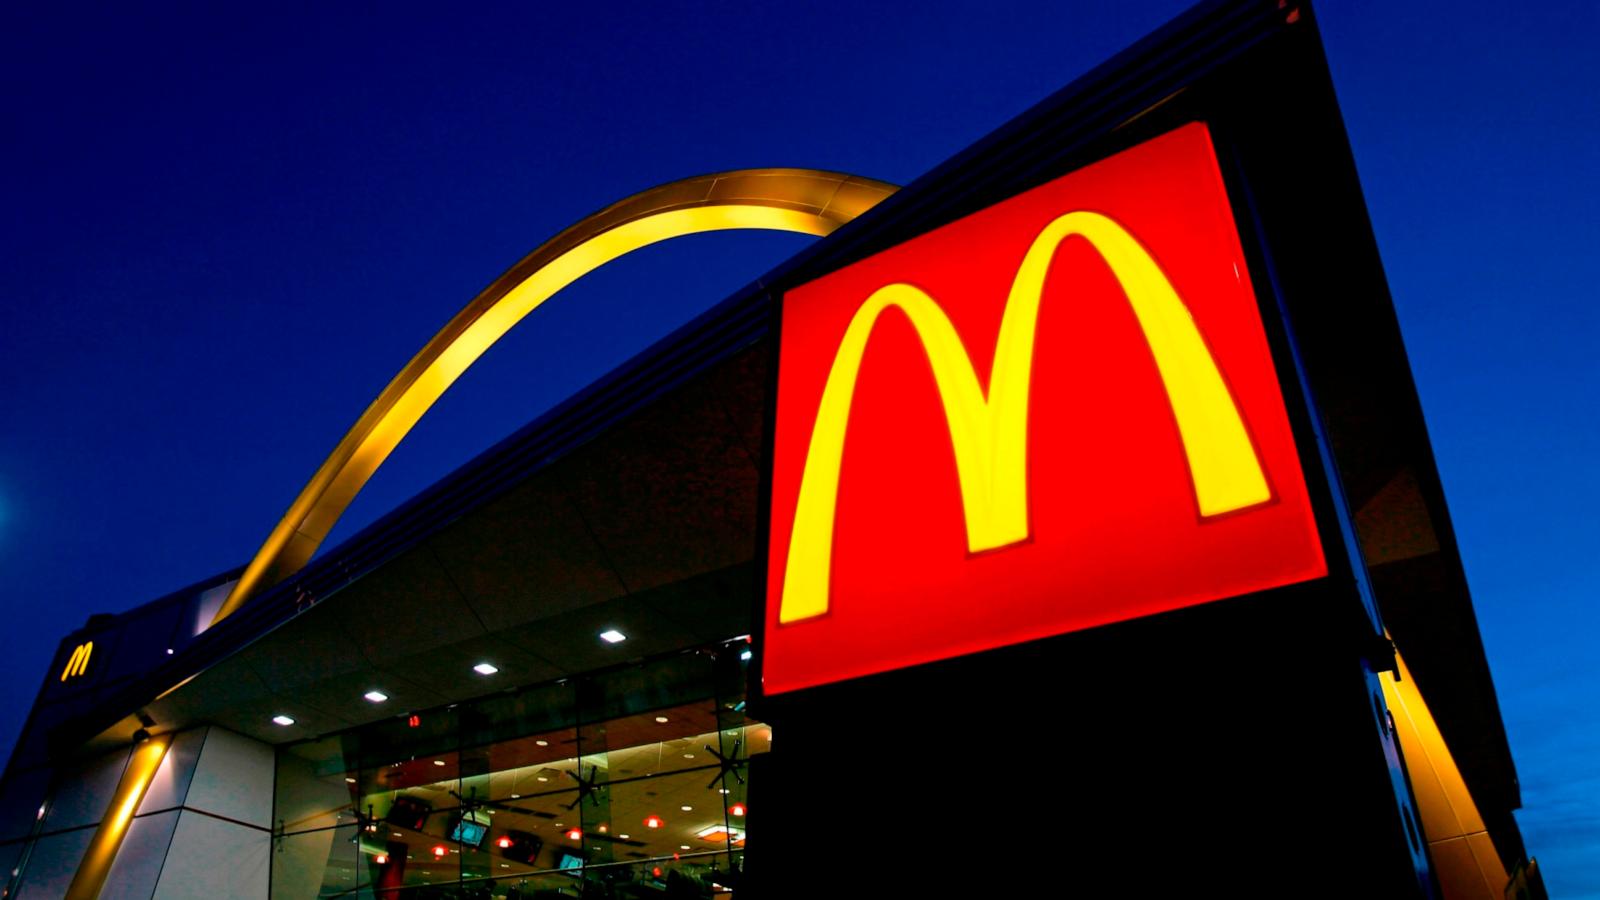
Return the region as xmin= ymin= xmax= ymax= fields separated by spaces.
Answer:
xmin=778 ymin=211 xmax=1272 ymax=624
xmin=60 ymin=641 xmax=93 ymax=681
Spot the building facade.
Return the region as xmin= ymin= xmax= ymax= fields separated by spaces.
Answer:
xmin=0 ymin=3 xmax=1543 ymax=897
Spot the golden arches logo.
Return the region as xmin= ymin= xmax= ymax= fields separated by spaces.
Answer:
xmin=777 ymin=210 xmax=1272 ymax=624
xmin=60 ymin=641 xmax=93 ymax=681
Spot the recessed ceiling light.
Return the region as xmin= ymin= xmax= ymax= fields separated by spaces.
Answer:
xmin=537 ymin=776 xmax=549 ymax=782
xmin=433 ymin=760 xmax=446 ymax=767
xmin=618 ymin=834 xmax=630 ymax=840
xmin=345 ymin=777 xmax=356 ymax=784
xmin=680 ymin=845 xmax=691 ymax=851
xmin=680 ymin=805 xmax=693 ymax=812
xmin=682 ymin=753 xmax=695 ymax=759
xmin=364 ymin=690 xmax=389 ymax=703
xmin=393 ymin=832 xmax=403 ymax=838
xmin=599 ymin=629 xmax=626 ymax=644
xmin=535 ymin=740 xmax=549 ymax=747
xmin=510 ymin=793 xmax=520 ymax=799
xmin=272 ymin=715 xmax=295 ymax=726
xmin=165 ymin=648 xmax=174 ymax=655
xmin=473 ymin=662 xmax=499 ymax=676
xmin=654 ymin=716 xmax=669 ymax=724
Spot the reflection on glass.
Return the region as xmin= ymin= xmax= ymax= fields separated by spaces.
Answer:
xmin=272 ymin=639 xmax=760 ymax=896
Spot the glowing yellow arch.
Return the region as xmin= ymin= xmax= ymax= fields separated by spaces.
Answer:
xmin=778 ymin=211 xmax=1271 ymax=624
xmin=212 ymin=169 xmax=896 ymax=626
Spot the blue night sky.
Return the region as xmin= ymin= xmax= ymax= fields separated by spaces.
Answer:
xmin=2 ymin=1 xmax=1596 ymax=892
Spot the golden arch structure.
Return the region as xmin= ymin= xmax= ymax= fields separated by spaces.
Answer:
xmin=209 ymin=169 xmax=897 ymax=627
xmin=776 ymin=211 xmax=1272 ymax=624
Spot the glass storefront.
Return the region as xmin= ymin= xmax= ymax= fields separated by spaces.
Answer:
xmin=271 ymin=639 xmax=759 ymax=898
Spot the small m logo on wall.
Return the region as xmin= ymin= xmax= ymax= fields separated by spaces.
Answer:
xmin=60 ymin=641 xmax=93 ymax=681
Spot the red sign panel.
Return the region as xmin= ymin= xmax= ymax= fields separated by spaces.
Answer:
xmin=763 ymin=123 xmax=1327 ymax=695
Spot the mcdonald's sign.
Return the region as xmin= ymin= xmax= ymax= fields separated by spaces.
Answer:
xmin=763 ymin=123 xmax=1328 ymax=695
xmin=60 ymin=641 xmax=93 ymax=681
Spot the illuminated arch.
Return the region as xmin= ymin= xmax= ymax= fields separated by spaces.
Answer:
xmin=212 ymin=169 xmax=897 ymax=626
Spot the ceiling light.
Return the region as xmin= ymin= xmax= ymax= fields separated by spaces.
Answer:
xmin=644 ymin=815 xmax=663 ymax=829
xmin=535 ymin=740 xmax=548 ymax=747
xmin=599 ymin=629 xmax=626 ymax=644
xmin=272 ymin=715 xmax=295 ymax=726
xmin=374 ymin=853 xmax=389 ymax=865
xmin=473 ymin=662 xmax=499 ymax=676
xmin=566 ymin=828 xmax=583 ymax=841
xmin=344 ymin=777 xmax=356 ymax=784
xmin=682 ymin=753 xmax=695 ymax=759
xmin=165 ymin=648 xmax=174 ymax=655
xmin=654 ymin=715 xmax=669 ymax=723
xmin=496 ymin=836 xmax=513 ymax=849
xmin=618 ymin=834 xmax=630 ymax=840
xmin=740 ymin=649 xmax=752 ymax=661
xmin=434 ymin=760 xmax=447 ymax=767
xmin=680 ymin=805 xmax=693 ymax=812
xmin=364 ymin=690 xmax=388 ymax=703
xmin=510 ymin=794 xmax=520 ymax=799
xmin=729 ymin=803 xmax=747 ymax=817
xmin=432 ymin=845 xmax=448 ymax=858
xmin=681 ymin=845 xmax=692 ymax=851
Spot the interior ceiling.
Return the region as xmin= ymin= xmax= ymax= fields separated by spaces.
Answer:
xmin=117 ymin=349 xmax=771 ymax=752
xmin=288 ymin=701 xmax=768 ymax=886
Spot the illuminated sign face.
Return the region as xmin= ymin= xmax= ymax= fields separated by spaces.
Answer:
xmin=60 ymin=641 xmax=93 ymax=681
xmin=764 ymin=123 xmax=1327 ymax=695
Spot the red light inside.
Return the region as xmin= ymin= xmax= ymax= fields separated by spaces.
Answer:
xmin=644 ymin=815 xmax=663 ymax=829
xmin=728 ymin=803 xmax=746 ymax=817
xmin=652 ymin=867 xmax=663 ymax=878
xmin=432 ymin=845 xmax=448 ymax=858
xmin=496 ymin=836 xmax=513 ymax=849
xmin=407 ymin=715 xmax=421 ymax=728
xmin=566 ymin=827 xmax=583 ymax=841
xmin=374 ymin=853 xmax=389 ymax=866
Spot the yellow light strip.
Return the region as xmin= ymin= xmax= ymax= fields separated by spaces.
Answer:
xmin=63 ymin=733 xmax=173 ymax=900
xmin=1381 ymin=651 xmax=1510 ymax=897
xmin=779 ymin=211 xmax=1268 ymax=623
xmin=210 ymin=169 xmax=895 ymax=627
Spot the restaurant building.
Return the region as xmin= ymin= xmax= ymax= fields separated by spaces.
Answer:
xmin=0 ymin=2 xmax=1543 ymax=897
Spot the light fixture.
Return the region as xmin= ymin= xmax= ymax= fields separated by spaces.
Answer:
xmin=681 ymin=805 xmax=693 ymax=812
xmin=729 ymin=803 xmax=747 ymax=817
xmin=496 ymin=836 xmax=513 ymax=850
xmin=272 ymin=715 xmax=295 ymax=726
xmin=364 ymin=690 xmax=388 ymax=703
xmin=165 ymin=648 xmax=174 ymax=655
xmin=681 ymin=845 xmax=692 ymax=851
xmin=345 ymin=777 xmax=357 ymax=784
xmin=644 ymin=815 xmax=663 ymax=829
xmin=510 ymin=794 xmax=520 ymax=799
xmin=473 ymin=662 xmax=499 ymax=675
xmin=433 ymin=760 xmax=446 ymax=767
xmin=432 ymin=845 xmax=448 ymax=858
xmin=619 ymin=834 xmax=630 ymax=840
xmin=740 ymin=649 xmax=752 ymax=661
xmin=535 ymin=739 xmax=548 ymax=747
xmin=654 ymin=715 xmax=669 ymax=724
xmin=599 ymin=629 xmax=626 ymax=644
xmin=566 ymin=827 xmax=583 ymax=841
xmin=374 ymin=853 xmax=389 ymax=865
